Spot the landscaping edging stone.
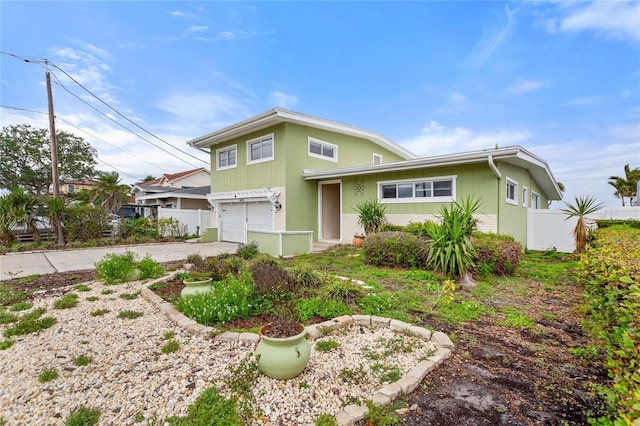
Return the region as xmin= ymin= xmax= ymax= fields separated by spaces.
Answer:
xmin=142 ymin=279 xmax=455 ymax=425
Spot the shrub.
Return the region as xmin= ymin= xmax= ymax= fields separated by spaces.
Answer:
xmin=354 ymin=199 xmax=387 ymax=235
xmin=575 ymin=227 xmax=640 ymax=424
xmin=324 ymin=280 xmax=366 ymax=303
xmin=403 ymin=220 xmax=435 ymax=237
xmin=62 ymin=205 xmax=110 ymax=242
xmin=203 ymin=256 xmax=232 ymax=281
xmin=363 ymin=231 xmax=427 ymax=268
xmin=137 ymin=255 xmax=165 ymax=279
xmin=289 ymin=264 xmax=324 ymax=289
xmin=472 ymin=233 xmax=522 ymax=276
xmin=236 ymin=241 xmax=259 ymax=259
xmin=175 ymin=271 xmax=254 ymax=325
xmin=95 ymin=251 xmax=163 ymax=284
xmin=249 ymin=257 xmax=296 ymax=303
xmin=596 ymin=219 xmax=640 ymax=229
xmin=296 ymin=297 xmax=351 ymax=321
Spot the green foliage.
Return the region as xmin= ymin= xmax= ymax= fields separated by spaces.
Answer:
xmin=324 ymin=280 xmax=367 ymax=302
xmin=473 ymin=233 xmax=522 ymax=276
xmin=100 ymin=289 xmax=114 ymax=295
xmin=64 ymin=406 xmax=101 ymax=426
xmin=371 ymin=363 xmax=401 ymax=383
xmin=596 ymin=219 xmax=640 ymax=229
xmin=0 ymin=284 xmax=26 ymax=305
xmin=575 ymin=227 xmax=640 ymax=424
xmin=436 ymin=300 xmax=490 ymax=324
xmin=0 ymin=339 xmax=15 ymax=350
xmin=354 ymin=198 xmax=387 ymax=235
xmin=161 ymin=339 xmax=180 ymax=354
xmin=296 ymin=297 xmax=351 ymax=321
xmin=364 ymin=399 xmax=399 ymax=426
xmin=403 ymin=220 xmax=435 ymax=237
xmin=236 ymin=241 xmax=259 ymax=259
xmin=356 ymin=293 xmax=395 ymax=315
xmin=175 ymin=272 xmax=254 ymax=325
xmin=165 ymin=386 xmax=243 ymax=426
xmin=38 ymin=367 xmax=59 ymax=383
xmin=560 ymin=195 xmax=604 ymax=254
xmin=363 ymin=231 xmax=427 ymax=268
xmin=315 ymin=413 xmax=338 ymax=426
xmin=289 ymin=264 xmax=324 ymax=288
xmin=95 ymin=251 xmax=163 ymax=284
xmin=62 ymin=205 xmax=110 ymax=242
xmin=117 ymin=310 xmax=144 ymax=319
xmin=90 ymin=309 xmax=110 ymax=317
xmin=157 ymin=217 xmax=187 ymax=238
xmin=425 ymin=196 xmax=481 ymax=278
xmin=162 ymin=331 xmax=175 ymax=340
xmin=315 ymin=339 xmax=341 ymax=352
xmin=73 ymin=284 xmax=90 ymax=292
xmin=119 ymin=291 xmax=141 ymax=300
xmin=0 ymin=309 xmax=18 ymax=324
xmin=3 ymin=307 xmax=56 ymax=337
xmin=73 ymin=355 xmax=93 ymax=366
xmin=250 ymin=256 xmax=296 ymax=304
xmin=53 ymin=293 xmax=79 ymax=309
xmin=498 ymin=307 xmax=534 ymax=328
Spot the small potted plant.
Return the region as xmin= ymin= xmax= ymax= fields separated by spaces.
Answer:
xmin=352 ymin=233 xmax=365 ymax=248
xmin=254 ymin=307 xmax=311 ymax=380
xmin=180 ymin=271 xmax=213 ymax=297
xmin=354 ymin=199 xmax=387 ymax=237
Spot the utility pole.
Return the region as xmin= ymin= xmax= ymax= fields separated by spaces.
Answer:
xmin=45 ymin=60 xmax=65 ymax=247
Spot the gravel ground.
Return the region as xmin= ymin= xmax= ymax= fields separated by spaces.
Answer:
xmin=0 ymin=278 xmax=438 ymax=425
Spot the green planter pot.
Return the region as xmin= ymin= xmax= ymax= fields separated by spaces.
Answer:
xmin=255 ymin=323 xmax=311 ymax=380
xmin=180 ymin=278 xmax=213 ymax=297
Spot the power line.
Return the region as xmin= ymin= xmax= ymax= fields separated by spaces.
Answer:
xmin=1 ymin=104 xmax=171 ymax=177
xmin=1 ymin=51 xmax=209 ymax=168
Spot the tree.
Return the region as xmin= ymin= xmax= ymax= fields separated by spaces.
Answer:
xmin=560 ymin=195 xmax=604 ymax=254
xmin=0 ymin=124 xmax=98 ymax=194
xmin=142 ymin=175 xmax=156 ymax=183
xmin=1 ymin=188 xmax=42 ymax=243
xmin=608 ymin=164 xmax=640 ymax=206
xmin=90 ymin=171 xmax=130 ymax=213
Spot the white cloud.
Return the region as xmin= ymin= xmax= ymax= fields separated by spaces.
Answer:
xmin=449 ymin=91 xmax=467 ymax=103
xmin=155 ymin=91 xmax=252 ymax=128
xmin=268 ymin=91 xmax=298 ymax=109
xmin=544 ymin=1 xmax=640 ymax=43
xmin=400 ymin=121 xmax=531 ymax=157
xmin=507 ymin=79 xmax=549 ymax=95
xmin=463 ymin=4 xmax=519 ymax=67
xmin=562 ymin=96 xmax=603 ymax=107
xmin=187 ymin=25 xmax=208 ymax=32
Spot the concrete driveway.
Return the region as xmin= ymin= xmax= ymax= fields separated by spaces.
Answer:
xmin=0 ymin=241 xmax=240 ymax=280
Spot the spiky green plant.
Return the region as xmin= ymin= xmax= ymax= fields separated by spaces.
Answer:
xmin=560 ymin=195 xmax=604 ymax=253
xmin=354 ymin=199 xmax=387 ymax=236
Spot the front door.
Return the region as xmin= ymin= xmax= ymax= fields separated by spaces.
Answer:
xmin=319 ymin=181 xmax=341 ymax=241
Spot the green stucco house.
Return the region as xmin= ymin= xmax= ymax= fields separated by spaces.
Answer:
xmin=187 ymin=108 xmax=562 ymax=256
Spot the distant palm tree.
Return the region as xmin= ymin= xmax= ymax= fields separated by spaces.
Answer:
xmin=45 ymin=196 xmax=67 ymax=246
xmin=91 ymin=171 xmax=130 ymax=214
xmin=608 ymin=164 xmax=640 ymax=206
xmin=4 ymin=188 xmax=42 ymax=242
xmin=560 ymin=195 xmax=604 ymax=254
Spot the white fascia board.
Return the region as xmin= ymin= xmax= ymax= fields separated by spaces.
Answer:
xmin=135 ymin=192 xmax=207 ymax=202
xmin=186 ymin=108 xmax=417 ymax=160
xmin=207 ymin=188 xmax=280 ymax=202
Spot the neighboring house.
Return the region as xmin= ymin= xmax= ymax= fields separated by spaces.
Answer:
xmin=187 ymin=108 xmax=562 ymax=256
xmin=133 ymin=168 xmax=211 ymax=214
xmin=58 ymin=179 xmax=94 ymax=197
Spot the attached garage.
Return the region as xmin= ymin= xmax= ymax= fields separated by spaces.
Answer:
xmin=219 ymin=201 xmax=273 ymax=243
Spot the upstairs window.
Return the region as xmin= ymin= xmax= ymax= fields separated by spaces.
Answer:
xmin=308 ymin=137 xmax=337 ymax=162
xmin=379 ymin=176 xmax=456 ymax=203
xmin=68 ymin=184 xmax=75 ymax=193
xmin=216 ymin=145 xmax=237 ymax=170
xmin=522 ymin=186 xmax=529 ymax=207
xmin=247 ymin=134 xmax=274 ymax=164
xmin=373 ymin=153 xmax=382 ymax=165
xmin=506 ymin=178 xmax=518 ymax=205
xmin=531 ymin=192 xmax=540 ymax=209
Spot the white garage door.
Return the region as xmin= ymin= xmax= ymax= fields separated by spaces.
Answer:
xmin=219 ymin=201 xmax=273 ymax=243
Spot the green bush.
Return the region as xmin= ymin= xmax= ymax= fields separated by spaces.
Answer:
xmin=575 ymin=227 xmax=640 ymax=424
xmin=296 ymin=297 xmax=351 ymax=320
xmin=137 ymin=255 xmax=165 ymax=279
xmin=236 ymin=241 xmax=259 ymax=259
xmin=249 ymin=257 xmax=296 ymax=303
xmin=595 ymin=219 xmax=640 ymax=229
xmin=95 ymin=251 xmax=164 ymax=284
xmin=363 ymin=231 xmax=428 ymax=268
xmin=356 ymin=293 xmax=395 ymax=315
xmin=403 ymin=220 xmax=435 ymax=237
xmin=289 ymin=264 xmax=324 ymax=289
xmin=175 ymin=271 xmax=254 ymax=325
xmin=323 ymin=280 xmax=366 ymax=302
xmin=472 ymin=233 xmax=522 ymax=276
xmin=62 ymin=205 xmax=110 ymax=242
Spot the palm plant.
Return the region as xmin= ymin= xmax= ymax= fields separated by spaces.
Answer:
xmin=354 ymin=199 xmax=387 ymax=236
xmin=5 ymin=188 xmax=42 ymax=242
xmin=45 ymin=196 xmax=67 ymax=246
xmin=426 ymin=196 xmax=481 ymax=285
xmin=90 ymin=171 xmax=130 ymax=214
xmin=608 ymin=164 xmax=640 ymax=206
xmin=560 ymin=195 xmax=604 ymax=254
xmin=0 ymin=193 xmax=16 ymax=246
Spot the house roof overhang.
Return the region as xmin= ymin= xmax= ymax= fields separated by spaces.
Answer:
xmin=186 ymin=108 xmax=417 ymax=160
xmin=302 ymin=145 xmax=563 ymax=201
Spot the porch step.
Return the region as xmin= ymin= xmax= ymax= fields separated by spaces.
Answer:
xmin=313 ymin=240 xmax=341 ymax=253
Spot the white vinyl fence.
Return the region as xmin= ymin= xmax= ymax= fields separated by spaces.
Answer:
xmin=527 ymin=206 xmax=640 ymax=253
xmin=157 ymin=207 xmax=211 ymax=237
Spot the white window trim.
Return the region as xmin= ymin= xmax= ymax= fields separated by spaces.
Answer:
xmin=531 ymin=191 xmax=540 ymax=209
xmin=377 ymin=175 xmax=457 ymax=204
xmin=373 ymin=153 xmax=383 ymax=165
xmin=506 ymin=178 xmax=518 ymax=205
xmin=246 ymin=133 xmax=274 ymax=165
xmin=522 ymin=186 xmax=529 ymax=207
xmin=307 ymin=137 xmax=338 ymax=162
xmin=216 ymin=144 xmax=237 ymax=171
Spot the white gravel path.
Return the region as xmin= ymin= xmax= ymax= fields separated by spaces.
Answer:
xmin=0 ymin=278 xmax=443 ymax=425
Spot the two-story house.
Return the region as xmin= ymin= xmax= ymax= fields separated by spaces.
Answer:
xmin=187 ymin=108 xmax=562 ymax=256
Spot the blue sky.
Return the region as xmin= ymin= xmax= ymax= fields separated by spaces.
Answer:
xmin=1 ymin=1 xmax=639 ymax=207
